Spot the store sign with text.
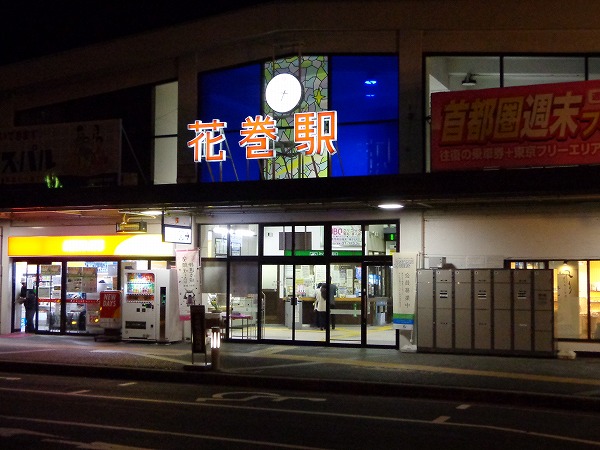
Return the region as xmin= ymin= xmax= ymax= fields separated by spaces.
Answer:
xmin=187 ymin=111 xmax=338 ymax=162
xmin=430 ymin=79 xmax=600 ymax=171
xmin=0 ymin=119 xmax=121 ymax=184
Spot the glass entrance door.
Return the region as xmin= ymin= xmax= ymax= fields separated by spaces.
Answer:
xmin=260 ymin=264 xmax=326 ymax=342
xmin=328 ymin=263 xmax=363 ymax=344
xmin=13 ymin=261 xmax=64 ymax=334
xmin=365 ymin=264 xmax=395 ymax=346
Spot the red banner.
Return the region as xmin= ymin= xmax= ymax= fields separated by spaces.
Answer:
xmin=99 ymin=290 xmax=122 ymax=329
xmin=430 ymin=80 xmax=600 ymax=171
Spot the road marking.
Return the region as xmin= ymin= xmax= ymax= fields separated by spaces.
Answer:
xmin=227 ymin=351 xmax=600 ymax=387
xmin=456 ymin=404 xmax=470 ymax=410
xmin=69 ymin=390 xmax=90 ymax=395
xmin=118 ymin=382 xmax=137 ymax=387
xmin=433 ymin=416 xmax=451 ymax=423
xmin=2 ymin=406 xmax=600 ymax=448
xmin=0 ymin=348 xmax=57 ymax=355
xmin=0 ymin=376 xmax=21 ymax=381
xmin=0 ymin=416 xmax=321 ymax=450
xmin=226 ymin=361 xmax=321 ymax=373
xmin=196 ymin=391 xmax=325 ymax=403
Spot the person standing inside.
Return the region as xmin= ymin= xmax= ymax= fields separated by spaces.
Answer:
xmin=24 ymin=285 xmax=37 ymax=333
xmin=314 ymin=283 xmax=327 ymax=330
xmin=322 ymin=277 xmax=338 ymax=330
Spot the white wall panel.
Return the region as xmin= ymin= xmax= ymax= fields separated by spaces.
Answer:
xmin=423 ymin=208 xmax=600 ymax=266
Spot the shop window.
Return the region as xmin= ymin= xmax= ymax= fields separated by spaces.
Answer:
xmin=553 ymin=260 xmax=588 ymax=340
xmin=199 ymin=225 xmax=228 ymax=258
xmin=263 ymin=226 xmax=291 ymax=256
xmin=229 ymin=224 xmax=259 ymax=256
xmin=365 ymin=223 xmax=396 ymax=255
xmin=229 ymin=261 xmax=259 ymax=339
xmin=202 ymin=260 xmax=227 ymax=311
xmin=197 ymin=55 xmax=399 ymax=181
xmin=198 ymin=64 xmax=262 ymax=182
xmin=330 ymin=55 xmax=398 ymax=176
xmin=332 ymin=224 xmax=363 ymax=256
xmin=503 ymin=56 xmax=584 ymax=87
xmin=263 ymin=56 xmax=330 ymax=180
xmin=588 ymin=261 xmax=600 ymax=340
xmin=333 ymin=122 xmax=398 ymax=177
xmin=588 ymin=58 xmax=600 ymax=80
xmin=153 ymin=81 xmax=178 ymax=185
xmin=292 ymin=225 xmax=324 ymax=256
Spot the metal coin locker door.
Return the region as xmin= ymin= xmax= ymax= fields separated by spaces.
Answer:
xmin=435 ymin=269 xmax=453 ymax=349
xmin=416 ymin=270 xmax=434 ymax=350
xmin=493 ymin=269 xmax=512 ymax=351
xmin=473 ymin=269 xmax=492 ymax=350
xmin=513 ymin=270 xmax=533 ymax=352
xmin=454 ymin=269 xmax=472 ymax=351
xmin=533 ymin=269 xmax=554 ymax=353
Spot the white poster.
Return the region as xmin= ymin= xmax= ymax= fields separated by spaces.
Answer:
xmin=176 ymin=249 xmax=201 ymax=320
xmin=392 ymin=253 xmax=418 ymax=330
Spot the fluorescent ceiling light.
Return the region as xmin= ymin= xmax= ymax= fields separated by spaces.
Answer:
xmin=378 ymin=203 xmax=404 ymax=210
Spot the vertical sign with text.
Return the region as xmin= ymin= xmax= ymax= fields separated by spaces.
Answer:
xmin=392 ymin=253 xmax=418 ymax=330
xmin=176 ymin=249 xmax=201 ymax=320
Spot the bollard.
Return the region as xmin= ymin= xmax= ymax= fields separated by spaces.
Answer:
xmin=210 ymin=326 xmax=221 ymax=370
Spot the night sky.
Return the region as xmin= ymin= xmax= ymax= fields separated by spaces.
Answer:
xmin=0 ymin=0 xmax=272 ymax=66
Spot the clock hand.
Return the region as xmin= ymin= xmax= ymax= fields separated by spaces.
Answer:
xmin=281 ymin=90 xmax=287 ymax=101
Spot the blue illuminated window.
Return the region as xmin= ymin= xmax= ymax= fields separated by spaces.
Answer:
xmin=330 ymin=55 xmax=399 ymax=176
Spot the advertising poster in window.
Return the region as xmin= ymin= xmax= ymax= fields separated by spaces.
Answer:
xmin=430 ymin=79 xmax=600 ymax=171
xmin=176 ymin=249 xmax=200 ymax=320
xmin=0 ymin=119 xmax=121 ymax=185
xmin=392 ymin=253 xmax=417 ymax=330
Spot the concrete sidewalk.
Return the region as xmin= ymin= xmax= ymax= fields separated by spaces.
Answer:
xmin=0 ymin=333 xmax=599 ymax=412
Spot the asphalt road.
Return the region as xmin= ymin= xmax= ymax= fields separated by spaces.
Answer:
xmin=1 ymin=371 xmax=599 ymax=449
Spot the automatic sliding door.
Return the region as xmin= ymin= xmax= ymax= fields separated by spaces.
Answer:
xmin=328 ymin=263 xmax=362 ymax=343
xmin=365 ymin=264 xmax=395 ymax=346
xmin=261 ymin=263 xmax=326 ymax=342
xmin=36 ymin=263 xmax=63 ymax=333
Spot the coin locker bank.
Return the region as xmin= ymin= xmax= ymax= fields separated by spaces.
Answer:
xmin=8 ymin=234 xmax=182 ymax=340
xmin=416 ymin=268 xmax=554 ymax=356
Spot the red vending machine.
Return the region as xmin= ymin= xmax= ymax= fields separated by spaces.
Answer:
xmin=122 ymin=268 xmax=182 ymax=342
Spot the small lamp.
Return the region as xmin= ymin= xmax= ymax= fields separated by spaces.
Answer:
xmin=210 ymin=326 xmax=221 ymax=370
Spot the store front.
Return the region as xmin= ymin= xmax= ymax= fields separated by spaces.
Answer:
xmin=9 ymin=234 xmax=176 ymax=335
xmin=200 ymin=221 xmax=399 ymax=347
xmin=509 ymin=260 xmax=600 ymax=344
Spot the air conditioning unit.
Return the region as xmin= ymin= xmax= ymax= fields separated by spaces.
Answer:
xmin=116 ymin=221 xmax=147 ymax=233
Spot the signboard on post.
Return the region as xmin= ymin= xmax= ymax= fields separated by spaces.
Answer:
xmin=190 ymin=304 xmax=207 ymax=364
xmin=392 ymin=253 xmax=417 ymax=330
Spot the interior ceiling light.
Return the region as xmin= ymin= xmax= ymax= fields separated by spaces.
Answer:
xmin=378 ymin=203 xmax=404 ymax=210
xmin=461 ymin=73 xmax=477 ymax=86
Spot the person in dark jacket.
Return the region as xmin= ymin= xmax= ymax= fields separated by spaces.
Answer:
xmin=321 ymin=277 xmax=338 ymax=330
xmin=24 ymin=288 xmax=37 ymax=333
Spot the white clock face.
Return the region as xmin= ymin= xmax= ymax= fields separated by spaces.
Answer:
xmin=265 ymin=73 xmax=302 ymax=113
